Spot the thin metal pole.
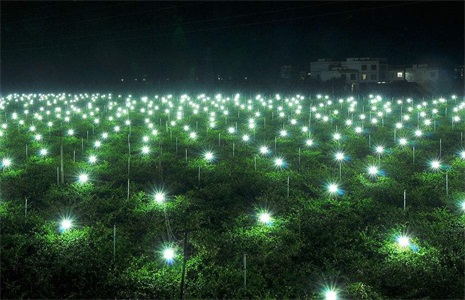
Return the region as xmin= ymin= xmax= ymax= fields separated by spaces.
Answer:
xmin=113 ymin=224 xmax=116 ymax=262
xmin=403 ymin=189 xmax=406 ymax=210
xmin=243 ymin=254 xmax=247 ymax=290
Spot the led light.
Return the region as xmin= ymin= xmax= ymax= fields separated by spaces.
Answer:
xmin=258 ymin=212 xmax=272 ymax=225
xmin=305 ymin=139 xmax=314 ymax=146
xmin=375 ymin=145 xmax=385 ymax=154
xmin=429 ymin=160 xmax=441 ymax=170
xmin=459 ymin=151 xmax=465 ymax=159
xmin=397 ymin=235 xmax=410 ymax=248
xmin=39 ymin=148 xmax=48 ymax=156
xmin=2 ymin=158 xmax=12 ymax=168
xmin=327 ymin=183 xmax=339 ymax=194
xmin=141 ymin=145 xmax=150 ymax=154
xmin=334 ymin=152 xmax=345 ymax=161
xmin=398 ymin=138 xmax=408 ymax=146
xmin=204 ymin=151 xmax=214 ymax=161
xmin=88 ymin=155 xmax=97 ymax=164
xmin=78 ymin=173 xmax=89 ymax=184
xmin=367 ymin=165 xmax=379 ymax=176
xmin=273 ymin=157 xmax=284 ymax=168
xmin=259 ymin=146 xmax=269 ymax=155
xmin=60 ymin=218 xmax=73 ymax=232
xmin=162 ymin=247 xmax=175 ymax=263
xmin=324 ymin=289 xmax=338 ymax=300
xmin=154 ymin=191 xmax=166 ymax=204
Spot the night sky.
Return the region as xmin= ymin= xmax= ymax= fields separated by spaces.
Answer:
xmin=1 ymin=1 xmax=464 ymax=91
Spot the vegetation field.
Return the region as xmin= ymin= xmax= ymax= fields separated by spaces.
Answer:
xmin=1 ymin=92 xmax=464 ymax=299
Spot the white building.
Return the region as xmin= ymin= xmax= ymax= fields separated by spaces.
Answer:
xmin=310 ymin=57 xmax=388 ymax=83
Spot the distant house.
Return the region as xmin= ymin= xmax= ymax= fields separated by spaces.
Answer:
xmin=310 ymin=57 xmax=388 ymax=84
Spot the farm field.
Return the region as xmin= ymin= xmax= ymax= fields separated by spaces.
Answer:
xmin=1 ymin=92 xmax=465 ymax=299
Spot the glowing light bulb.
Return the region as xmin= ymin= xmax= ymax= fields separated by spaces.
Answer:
xmin=60 ymin=218 xmax=73 ymax=232
xmin=375 ymin=145 xmax=385 ymax=154
xmin=39 ymin=148 xmax=48 ymax=156
xmin=430 ymin=160 xmax=441 ymax=170
xmin=259 ymin=146 xmax=270 ymax=155
xmin=88 ymin=155 xmax=97 ymax=164
xmin=204 ymin=151 xmax=214 ymax=161
xmin=324 ymin=289 xmax=338 ymax=300
xmin=2 ymin=158 xmax=12 ymax=168
xmin=258 ymin=212 xmax=272 ymax=225
xmin=459 ymin=151 xmax=465 ymax=159
xmin=162 ymin=247 xmax=175 ymax=263
xmin=367 ymin=165 xmax=379 ymax=176
xmin=78 ymin=173 xmax=89 ymax=184
xmin=154 ymin=192 xmax=166 ymax=204
xmin=397 ymin=235 xmax=410 ymax=248
xmin=273 ymin=157 xmax=284 ymax=168
xmin=305 ymin=139 xmax=314 ymax=146
xmin=141 ymin=145 xmax=150 ymax=154
xmin=327 ymin=183 xmax=339 ymax=194
xmin=334 ymin=152 xmax=345 ymax=161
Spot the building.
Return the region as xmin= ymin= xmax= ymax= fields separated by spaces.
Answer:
xmin=310 ymin=57 xmax=388 ymax=84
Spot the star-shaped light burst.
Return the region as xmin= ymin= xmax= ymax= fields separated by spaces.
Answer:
xmin=141 ymin=145 xmax=150 ymax=155
xmin=273 ymin=157 xmax=285 ymax=168
xmin=78 ymin=173 xmax=89 ymax=184
xmin=88 ymin=155 xmax=97 ymax=164
xmin=398 ymin=138 xmax=408 ymax=146
xmin=39 ymin=148 xmax=48 ymax=156
xmin=305 ymin=139 xmax=314 ymax=147
xmin=324 ymin=288 xmax=339 ymax=300
xmin=459 ymin=151 xmax=465 ymax=159
xmin=2 ymin=158 xmax=12 ymax=168
xmin=397 ymin=235 xmax=411 ymax=248
xmin=154 ymin=191 xmax=166 ymax=204
xmin=204 ymin=151 xmax=215 ymax=162
xmin=367 ymin=165 xmax=380 ymax=177
xmin=259 ymin=146 xmax=270 ymax=155
xmin=334 ymin=151 xmax=345 ymax=162
xmin=327 ymin=182 xmax=340 ymax=195
xmin=375 ymin=145 xmax=385 ymax=155
xmin=332 ymin=132 xmax=342 ymax=141
xmin=258 ymin=211 xmax=272 ymax=225
xmin=429 ymin=159 xmax=442 ymax=170
xmin=162 ymin=246 xmax=176 ymax=264
xmin=59 ymin=218 xmax=73 ymax=232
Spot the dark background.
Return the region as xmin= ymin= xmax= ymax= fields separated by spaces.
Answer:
xmin=1 ymin=1 xmax=464 ymax=92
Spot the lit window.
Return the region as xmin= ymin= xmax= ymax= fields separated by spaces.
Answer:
xmin=362 ymin=74 xmax=367 ymax=80
xmin=397 ymin=72 xmax=403 ymax=78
